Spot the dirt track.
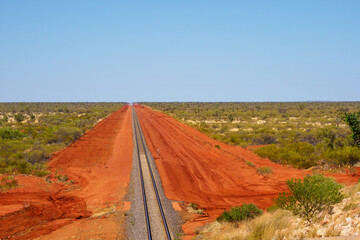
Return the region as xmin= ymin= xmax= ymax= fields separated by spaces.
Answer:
xmin=135 ymin=105 xmax=360 ymax=239
xmin=0 ymin=105 xmax=133 ymax=240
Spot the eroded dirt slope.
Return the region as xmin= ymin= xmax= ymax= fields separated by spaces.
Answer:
xmin=48 ymin=105 xmax=133 ymax=211
xmin=135 ymin=105 xmax=359 ymax=238
xmin=0 ymin=105 xmax=133 ymax=240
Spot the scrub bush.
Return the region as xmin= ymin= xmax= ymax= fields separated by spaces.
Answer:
xmin=34 ymin=169 xmax=50 ymax=177
xmin=324 ymin=146 xmax=360 ymax=166
xmin=0 ymin=128 xmax=25 ymax=140
xmin=217 ymin=203 xmax=263 ymax=222
xmin=255 ymin=142 xmax=317 ymax=169
xmin=252 ymin=133 xmax=277 ymax=145
xmin=14 ymin=113 xmax=25 ymax=123
xmin=25 ymin=148 xmax=49 ymax=164
xmin=275 ymin=174 xmax=344 ymax=222
xmin=246 ymin=161 xmax=255 ymax=167
xmin=257 ymin=167 xmax=273 ymax=175
xmin=2 ymin=115 xmax=8 ymax=123
xmin=0 ymin=176 xmax=18 ymax=191
xmin=316 ymin=128 xmax=337 ymax=149
xmin=344 ymin=112 xmax=360 ymax=147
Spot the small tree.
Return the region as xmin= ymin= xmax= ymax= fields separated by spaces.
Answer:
xmin=25 ymin=149 xmax=49 ymax=164
xmin=344 ymin=112 xmax=360 ymax=147
xmin=316 ymin=128 xmax=336 ymax=149
xmin=275 ymin=174 xmax=343 ymax=222
xmin=14 ymin=113 xmax=25 ymax=123
xmin=30 ymin=114 xmax=36 ymax=122
xmin=228 ymin=114 xmax=234 ymax=122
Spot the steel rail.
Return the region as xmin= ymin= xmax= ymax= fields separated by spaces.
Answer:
xmin=132 ymin=105 xmax=172 ymax=240
xmin=132 ymin=107 xmax=152 ymax=240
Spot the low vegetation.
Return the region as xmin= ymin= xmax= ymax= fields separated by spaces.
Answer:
xmin=344 ymin=111 xmax=360 ymax=147
xmin=257 ymin=166 xmax=273 ymax=175
xmin=0 ymin=102 xmax=124 ymax=176
xmin=187 ymin=203 xmax=204 ymax=215
xmin=217 ymin=203 xmax=263 ymax=223
xmin=197 ymin=180 xmax=360 ymax=240
xmin=0 ymin=175 xmax=18 ymax=191
xmin=142 ymin=102 xmax=360 ymax=170
xmin=246 ymin=161 xmax=255 ymax=167
xmin=275 ymin=174 xmax=344 ymax=222
xmin=197 ymin=209 xmax=297 ymax=240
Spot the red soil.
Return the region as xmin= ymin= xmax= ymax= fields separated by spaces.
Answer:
xmin=0 ymin=105 xmax=133 ymax=240
xmin=134 ymin=105 xmax=360 ymax=239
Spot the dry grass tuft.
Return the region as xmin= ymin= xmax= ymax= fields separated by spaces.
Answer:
xmin=187 ymin=203 xmax=204 ymax=215
xmin=197 ymin=209 xmax=298 ymax=240
xmin=197 ymin=182 xmax=360 ymax=240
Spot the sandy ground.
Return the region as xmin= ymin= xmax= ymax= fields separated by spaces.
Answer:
xmin=0 ymin=105 xmax=133 ymax=240
xmin=135 ymin=105 xmax=360 ymax=240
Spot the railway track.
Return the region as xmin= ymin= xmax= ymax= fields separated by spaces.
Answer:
xmin=132 ymin=105 xmax=172 ymax=240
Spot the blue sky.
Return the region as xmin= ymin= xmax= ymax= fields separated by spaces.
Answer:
xmin=0 ymin=1 xmax=359 ymax=102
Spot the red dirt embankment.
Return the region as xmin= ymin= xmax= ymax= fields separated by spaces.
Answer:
xmin=0 ymin=105 xmax=133 ymax=240
xmin=135 ymin=105 xmax=360 ymax=239
xmin=48 ymin=105 xmax=133 ymax=210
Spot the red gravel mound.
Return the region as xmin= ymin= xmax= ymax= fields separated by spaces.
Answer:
xmin=0 ymin=194 xmax=90 ymax=240
xmin=134 ymin=105 xmax=360 ymax=238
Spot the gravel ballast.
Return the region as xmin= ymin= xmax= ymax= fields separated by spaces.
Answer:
xmin=126 ymin=109 xmax=182 ymax=239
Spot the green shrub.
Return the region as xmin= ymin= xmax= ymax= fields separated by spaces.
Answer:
xmin=252 ymin=133 xmax=277 ymax=145
xmin=246 ymin=161 xmax=255 ymax=167
xmin=188 ymin=202 xmax=199 ymax=209
xmin=266 ymin=205 xmax=279 ymax=212
xmin=324 ymin=146 xmax=360 ymax=166
xmin=45 ymin=127 xmax=83 ymax=144
xmin=257 ymin=167 xmax=273 ymax=175
xmin=344 ymin=112 xmax=360 ymax=147
xmin=255 ymin=142 xmax=317 ymax=169
xmin=255 ymin=144 xmax=278 ymax=159
xmin=25 ymin=149 xmax=49 ymax=164
xmin=34 ymin=170 xmax=50 ymax=177
xmin=316 ymin=128 xmax=337 ymax=149
xmin=229 ymin=134 xmax=242 ymax=145
xmin=17 ymin=159 xmax=34 ymax=174
xmin=0 ymin=128 xmax=25 ymax=140
xmin=0 ymin=175 xmax=18 ymax=191
xmin=217 ymin=203 xmax=263 ymax=222
xmin=275 ymin=174 xmax=344 ymax=222
xmin=56 ymin=173 xmax=69 ymax=182
xmin=55 ymin=127 xmax=82 ymax=144
xmin=14 ymin=113 xmax=25 ymax=122
xmin=30 ymin=114 xmax=36 ymax=122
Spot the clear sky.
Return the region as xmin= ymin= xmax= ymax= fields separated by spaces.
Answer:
xmin=0 ymin=1 xmax=359 ymax=102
